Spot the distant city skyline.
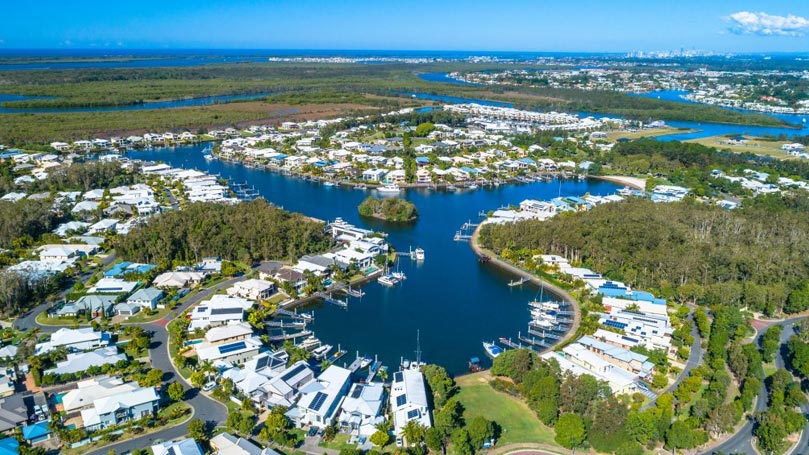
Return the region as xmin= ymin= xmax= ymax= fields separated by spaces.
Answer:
xmin=2 ymin=0 xmax=809 ymax=53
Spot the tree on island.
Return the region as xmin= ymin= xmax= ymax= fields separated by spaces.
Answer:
xmin=358 ymin=196 xmax=418 ymax=222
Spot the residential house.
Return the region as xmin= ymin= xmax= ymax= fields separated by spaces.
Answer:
xmin=227 ymin=279 xmax=275 ymax=301
xmin=87 ymin=278 xmax=138 ymax=294
xmin=44 ymin=346 xmax=126 ymax=376
xmin=188 ymin=295 xmax=254 ymax=331
xmin=58 ymin=294 xmax=117 ymax=318
xmin=152 ymin=271 xmax=206 ymax=288
xmin=21 ymin=422 xmax=52 ymax=445
xmin=204 ymin=322 xmax=254 ymax=345
xmin=80 ymin=386 xmax=159 ymax=431
xmin=151 ymin=438 xmax=204 ymax=455
xmin=0 ymin=394 xmax=28 ymax=433
xmin=196 ymin=336 xmax=264 ymax=365
xmin=288 ymin=365 xmax=351 ymax=428
xmin=126 ymin=287 xmax=164 ymax=311
xmin=390 ymin=369 xmax=432 ymax=446
xmin=61 ymin=376 xmax=140 ymax=416
xmin=338 ymin=382 xmax=385 ymax=437
xmin=211 ymin=432 xmax=281 ymax=455
xmin=35 ymin=328 xmax=110 ymax=355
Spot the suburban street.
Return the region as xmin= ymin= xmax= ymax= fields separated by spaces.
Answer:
xmin=701 ymin=316 xmax=808 ymax=455
xmin=643 ymin=312 xmax=703 ymax=411
xmin=17 ymin=273 xmax=246 ymax=455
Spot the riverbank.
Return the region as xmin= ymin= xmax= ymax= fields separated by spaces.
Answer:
xmin=592 ymin=175 xmax=646 ymax=190
xmin=469 ymin=226 xmax=580 ymax=348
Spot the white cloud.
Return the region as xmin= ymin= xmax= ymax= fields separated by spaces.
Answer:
xmin=726 ymin=11 xmax=809 ymax=36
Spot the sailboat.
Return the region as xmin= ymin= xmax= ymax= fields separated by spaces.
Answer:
xmin=402 ymin=330 xmax=426 ymax=370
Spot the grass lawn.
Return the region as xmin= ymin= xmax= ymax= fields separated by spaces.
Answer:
xmin=456 ymin=372 xmax=556 ymax=446
xmin=35 ymin=312 xmax=90 ymax=327
xmin=318 ymin=433 xmax=355 ymax=451
xmin=125 ymin=306 xmax=176 ymax=323
xmin=686 ymin=136 xmax=798 ymax=160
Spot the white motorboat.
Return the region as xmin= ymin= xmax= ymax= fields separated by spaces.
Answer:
xmin=414 ymin=247 xmax=425 ymax=261
xmin=483 ymin=341 xmax=504 ymax=359
xmin=377 ymin=183 xmax=401 ymax=193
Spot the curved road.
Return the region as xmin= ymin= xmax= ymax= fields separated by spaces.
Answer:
xmin=702 ymin=316 xmax=808 ymax=455
xmin=16 ymin=276 xmax=246 ymax=455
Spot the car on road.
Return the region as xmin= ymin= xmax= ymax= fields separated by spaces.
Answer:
xmin=203 ymin=381 xmax=217 ymax=391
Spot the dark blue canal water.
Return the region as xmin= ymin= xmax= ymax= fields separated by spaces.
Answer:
xmin=132 ymin=144 xmax=621 ymax=374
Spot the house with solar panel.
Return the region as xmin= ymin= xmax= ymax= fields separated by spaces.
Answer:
xmin=196 ymin=336 xmax=264 ymax=365
xmin=338 ymin=382 xmax=386 ymax=437
xmin=221 ymin=351 xmax=289 ymax=403
xmin=261 ymin=360 xmax=316 ymax=407
xmin=390 ymin=369 xmax=432 ymax=446
xmin=188 ymin=295 xmax=254 ymax=331
xmin=35 ymin=327 xmax=111 ymax=355
xmin=287 ymin=365 xmax=351 ymax=427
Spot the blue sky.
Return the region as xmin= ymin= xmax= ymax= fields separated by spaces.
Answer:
xmin=2 ymin=0 xmax=809 ymax=52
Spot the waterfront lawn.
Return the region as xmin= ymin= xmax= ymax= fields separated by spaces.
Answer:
xmin=456 ymin=373 xmax=556 ymax=446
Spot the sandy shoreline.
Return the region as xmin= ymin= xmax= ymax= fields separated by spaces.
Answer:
xmin=469 ymin=226 xmax=580 ymax=349
xmin=593 ymin=175 xmax=647 ymax=190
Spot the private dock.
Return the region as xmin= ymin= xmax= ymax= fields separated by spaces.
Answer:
xmin=274 ymin=308 xmax=314 ymax=320
xmin=328 ymin=349 xmax=346 ymax=364
xmin=269 ymin=330 xmax=312 ymax=341
xmin=499 ymin=337 xmax=525 ymax=349
xmin=508 ymin=277 xmax=530 ymax=287
xmin=266 ymin=320 xmax=307 ymax=329
xmin=316 ymin=292 xmax=348 ymax=308
xmin=366 ymin=359 xmax=381 ymax=382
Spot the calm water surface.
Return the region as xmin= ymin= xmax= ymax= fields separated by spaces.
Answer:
xmin=133 ymin=144 xmax=621 ymax=374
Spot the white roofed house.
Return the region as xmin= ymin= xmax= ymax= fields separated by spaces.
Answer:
xmin=195 ymin=336 xmax=264 ymax=365
xmin=188 ymin=295 xmax=254 ymax=331
xmin=44 ymin=346 xmax=127 ymax=376
xmin=211 ymin=432 xmax=280 ymax=455
xmin=80 ymin=386 xmax=160 ymax=431
xmin=338 ymin=382 xmax=386 ymax=437
xmin=87 ymin=277 xmax=138 ymax=294
xmin=226 ymin=279 xmax=276 ymax=301
xmin=390 ymin=369 xmax=432 ymax=446
xmin=262 ymin=360 xmax=316 ymax=408
xmin=288 ymin=365 xmax=352 ymax=428
xmin=60 ymin=376 xmax=139 ymax=417
xmin=152 ymin=271 xmax=206 ymax=288
xmin=151 ymin=438 xmax=204 ymax=455
xmin=35 ymin=328 xmax=110 ymax=355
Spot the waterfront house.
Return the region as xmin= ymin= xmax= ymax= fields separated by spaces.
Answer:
xmin=390 ymin=369 xmax=432 ymax=446
xmin=362 ymin=168 xmax=387 ymax=182
xmin=288 ymin=365 xmax=352 ymax=428
xmin=577 ymin=336 xmax=655 ymax=377
xmin=195 ymin=336 xmax=264 ymax=365
xmin=151 ymin=438 xmax=204 ymax=455
xmin=227 ymin=279 xmax=276 ymax=301
xmin=273 ymin=268 xmax=307 ymax=294
xmin=80 ymin=386 xmax=160 ymax=430
xmin=188 ymin=295 xmax=254 ymax=331
xmin=220 ymin=351 xmax=289 ymax=403
xmin=559 ymin=344 xmax=643 ymax=395
xmin=262 ymin=361 xmax=316 ymax=408
xmin=204 ymin=322 xmax=254 ymax=345
xmin=35 ymin=328 xmax=110 ymax=355
xmin=338 ymin=382 xmax=386 ymax=437
xmin=44 ymin=346 xmax=126 ymax=376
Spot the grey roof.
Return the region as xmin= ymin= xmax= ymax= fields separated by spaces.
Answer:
xmin=300 ymin=254 xmax=336 ymax=269
xmin=0 ymin=394 xmax=28 ymax=432
xmin=128 ymin=287 xmax=163 ymax=302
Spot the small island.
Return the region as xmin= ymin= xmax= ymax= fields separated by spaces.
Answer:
xmin=358 ymin=196 xmax=418 ymax=222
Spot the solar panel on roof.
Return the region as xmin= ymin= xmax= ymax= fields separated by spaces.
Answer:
xmin=603 ymin=320 xmax=627 ymax=330
xmin=211 ymin=307 xmax=243 ymax=315
xmin=351 ymin=385 xmax=364 ymax=399
xmin=197 ymin=307 xmax=207 ymax=312
xmin=406 ymin=409 xmax=420 ymax=420
xmin=394 ymin=372 xmax=403 ymax=383
xmin=395 ymin=394 xmax=407 ymax=407
xmin=310 ymin=392 xmax=328 ymax=411
xmin=281 ymin=363 xmax=307 ymax=382
xmin=218 ymin=341 xmax=247 ymax=354
xmin=255 ymin=355 xmax=269 ymax=370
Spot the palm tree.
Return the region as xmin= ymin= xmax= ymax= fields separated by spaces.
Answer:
xmin=402 ymin=420 xmax=425 ymax=447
